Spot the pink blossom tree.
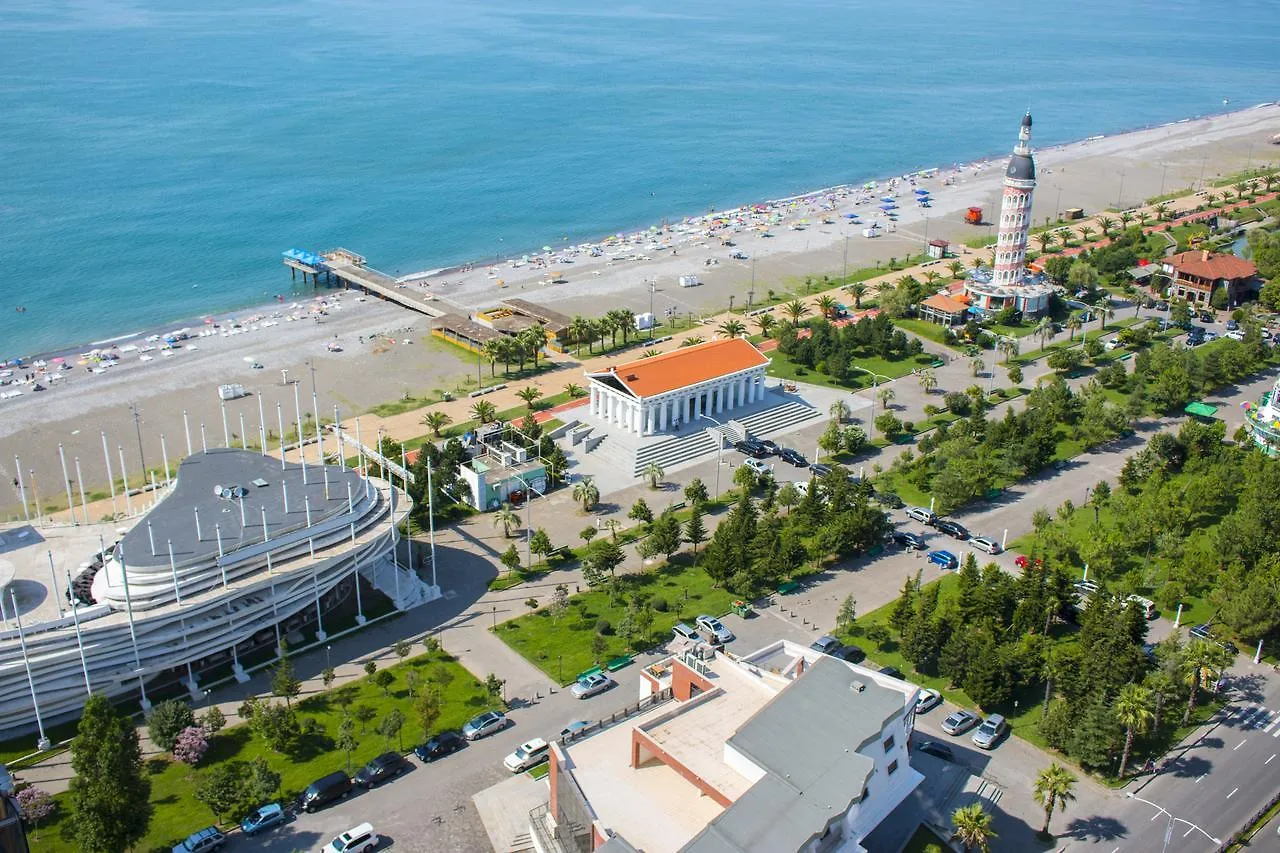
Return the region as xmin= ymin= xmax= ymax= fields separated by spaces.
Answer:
xmin=16 ymin=786 xmax=56 ymax=839
xmin=172 ymin=725 xmax=209 ymax=766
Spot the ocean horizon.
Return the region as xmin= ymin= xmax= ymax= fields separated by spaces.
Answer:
xmin=2 ymin=0 xmax=1278 ymax=359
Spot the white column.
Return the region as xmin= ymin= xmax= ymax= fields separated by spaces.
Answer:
xmin=747 ymin=374 xmax=757 ymax=404
xmin=695 ymin=390 xmax=703 ymax=419
xmin=659 ymin=399 xmax=667 ymax=431
xmin=739 ymin=376 xmax=748 ymax=406
xmin=632 ymin=402 xmax=641 ymax=434
xmin=606 ymin=392 xmax=615 ymax=424
xmin=716 ymin=384 xmax=724 ymax=414
xmin=645 ymin=405 xmax=654 ymax=435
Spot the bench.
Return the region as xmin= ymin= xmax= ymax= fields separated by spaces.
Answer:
xmin=605 ymin=655 xmax=633 ymax=672
xmin=576 ymin=666 xmax=603 ymax=681
xmin=777 ymin=581 xmax=800 ymax=595
xmin=670 ymin=501 xmax=687 ymax=511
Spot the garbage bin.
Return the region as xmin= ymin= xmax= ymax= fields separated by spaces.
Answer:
xmin=732 ymin=600 xmax=751 ymax=618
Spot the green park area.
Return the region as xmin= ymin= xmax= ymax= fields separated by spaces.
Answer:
xmin=30 ymin=646 xmax=491 ymax=853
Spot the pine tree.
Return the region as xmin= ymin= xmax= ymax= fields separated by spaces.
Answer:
xmin=684 ymin=505 xmax=708 ymax=561
xmin=68 ymin=695 xmax=152 ymax=853
xmin=269 ymin=639 xmax=301 ymax=707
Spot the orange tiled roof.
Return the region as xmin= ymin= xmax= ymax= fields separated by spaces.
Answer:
xmin=1167 ymin=250 xmax=1256 ymax=281
xmin=920 ymin=293 xmax=968 ymax=315
xmin=598 ymin=338 xmax=769 ymax=398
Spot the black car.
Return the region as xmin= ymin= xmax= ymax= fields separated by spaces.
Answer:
xmin=353 ymin=751 xmax=409 ymax=788
xmin=892 ymin=531 xmax=928 ymax=551
xmin=809 ymin=463 xmax=833 ymax=477
xmin=878 ymin=666 xmax=905 ymax=680
xmin=916 ymin=740 xmax=955 ymax=761
xmin=934 ymin=519 xmax=970 ymax=540
xmin=778 ymin=448 xmax=807 ymax=467
xmin=414 ymin=730 xmax=466 ymax=762
xmin=832 ymin=643 xmax=866 ymax=663
xmin=1155 ymin=300 xmax=1169 ymax=312
xmin=298 ymin=771 xmax=353 ymax=813
xmin=735 ymin=440 xmax=769 ymax=459
xmin=875 ymin=491 xmax=905 ymax=509
xmin=759 ymin=439 xmax=781 ymax=456
xmin=1198 ymin=311 xmax=1215 ymax=323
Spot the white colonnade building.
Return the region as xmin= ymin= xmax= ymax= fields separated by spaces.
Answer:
xmin=585 ymin=338 xmax=770 ymax=436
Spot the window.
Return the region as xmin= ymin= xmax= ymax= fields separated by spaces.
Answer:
xmin=888 ymin=759 xmax=899 ymax=776
xmin=882 ymin=735 xmax=895 ymax=753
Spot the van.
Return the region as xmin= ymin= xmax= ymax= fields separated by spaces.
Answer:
xmin=298 ymin=771 xmax=353 ymax=813
xmin=672 ymin=623 xmax=701 ymax=643
xmin=1126 ymin=595 xmax=1157 ymax=620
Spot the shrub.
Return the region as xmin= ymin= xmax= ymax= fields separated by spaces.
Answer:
xmin=595 ymin=618 xmax=613 ymax=636
xmin=147 ymin=699 xmax=196 ymax=753
xmin=943 ymin=391 xmax=971 ymax=415
xmin=651 ymin=597 xmax=669 ymax=612
xmin=172 ymin=726 xmax=209 ymax=766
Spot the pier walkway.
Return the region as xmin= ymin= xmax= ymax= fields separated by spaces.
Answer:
xmin=283 ymin=247 xmax=446 ymax=318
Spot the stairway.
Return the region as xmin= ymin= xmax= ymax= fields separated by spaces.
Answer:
xmin=358 ymin=552 xmax=439 ymax=611
xmin=628 ymin=401 xmax=821 ymax=476
xmin=736 ymin=401 xmax=823 ymax=439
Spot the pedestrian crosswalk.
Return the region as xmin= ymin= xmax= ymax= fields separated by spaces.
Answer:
xmin=1229 ymin=704 xmax=1280 ymax=734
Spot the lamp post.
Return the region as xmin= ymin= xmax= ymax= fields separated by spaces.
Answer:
xmin=842 ymin=234 xmax=850 ymax=281
xmin=508 ymin=472 xmax=544 ymax=568
xmin=1124 ymin=793 xmax=1220 ymax=853
xmin=697 ymin=414 xmax=725 ymax=498
xmin=648 ymin=280 xmax=656 ymax=340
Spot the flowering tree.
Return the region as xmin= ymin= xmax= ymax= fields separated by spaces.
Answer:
xmin=16 ymin=786 xmax=56 ymax=838
xmin=173 ymin=725 xmax=209 ymax=766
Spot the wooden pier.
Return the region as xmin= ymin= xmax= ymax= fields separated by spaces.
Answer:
xmin=283 ymin=248 xmax=445 ymax=318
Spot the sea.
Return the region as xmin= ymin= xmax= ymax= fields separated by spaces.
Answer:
xmin=2 ymin=0 xmax=1277 ymax=359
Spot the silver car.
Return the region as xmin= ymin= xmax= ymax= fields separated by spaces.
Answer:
xmin=462 ymin=710 xmax=509 ymax=740
xmin=971 ymin=714 xmax=1007 ymax=749
xmin=570 ymin=672 xmax=615 ymax=699
xmin=940 ymin=709 xmax=980 ymax=735
xmin=696 ymin=615 xmax=735 ymax=644
xmin=969 ymin=536 xmax=1001 ymax=555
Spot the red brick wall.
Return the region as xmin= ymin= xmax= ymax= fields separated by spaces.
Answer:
xmin=549 ymin=747 xmax=561 ymax=817
xmin=592 ymin=824 xmax=606 ymax=849
xmin=672 ymin=659 xmax=714 ymax=701
xmin=630 ymin=728 xmax=733 ymax=808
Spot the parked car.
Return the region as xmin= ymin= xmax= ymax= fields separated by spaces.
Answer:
xmin=354 ymin=751 xmax=408 ymax=788
xmin=810 ymin=635 xmax=842 ymax=655
xmin=696 ymin=615 xmax=735 ymax=644
xmin=878 ymin=666 xmax=905 ymax=680
xmin=927 ymin=550 xmax=959 ymax=570
xmin=759 ymin=439 xmax=781 ymax=456
xmin=892 ymin=531 xmax=927 ymax=551
xmin=735 ymin=439 xmax=769 ymax=459
xmin=322 ymin=823 xmax=380 ymax=853
xmin=916 ymin=740 xmax=954 ymax=761
xmin=672 ymin=622 xmax=701 ymax=643
xmin=875 ymin=491 xmax=905 ymax=509
xmin=1226 ymin=319 xmax=1239 ymax=331
xmin=743 ymin=457 xmax=771 ymax=476
xmin=1226 ymin=330 xmax=1245 ymax=341
xmin=832 ymin=643 xmax=866 ymax=663
xmin=1189 ymin=623 xmax=1214 ymax=642
xmin=809 ymin=462 xmax=833 ymax=477
xmin=1155 ymin=300 xmax=1169 ymax=312
xmin=906 ymin=506 xmax=937 ymax=525
xmin=571 ymin=672 xmax=616 ymax=699
xmin=462 ymin=710 xmax=510 ymax=741
xmin=415 ymin=730 xmax=466 ymax=762
xmin=934 ymin=519 xmax=969 ymax=540
xmin=915 ymin=688 xmax=942 ymax=713
xmin=504 ymin=738 xmax=551 ymax=773
xmin=940 ymin=709 xmax=981 ymax=735
xmin=778 ymin=448 xmax=808 ymax=467
xmin=240 ymin=803 xmax=285 ymax=837
xmin=972 ymin=714 xmax=1008 ymax=750
xmin=1198 ymin=311 xmax=1215 ymax=323
xmin=172 ymin=827 xmax=226 ymax=853
xmin=560 ymin=720 xmax=591 ymax=739
xmin=298 ymin=771 xmax=354 ymax=813
xmin=969 ymin=536 xmax=1001 ymax=555
xmin=1125 ymin=595 xmax=1157 ymax=620
xmin=1105 ymin=338 xmax=1123 ymax=351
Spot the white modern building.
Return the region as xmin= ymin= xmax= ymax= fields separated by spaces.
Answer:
xmin=531 ymin=640 xmax=924 ymax=853
xmin=0 ymin=447 xmax=428 ymax=741
xmin=584 ymin=338 xmax=770 ymax=437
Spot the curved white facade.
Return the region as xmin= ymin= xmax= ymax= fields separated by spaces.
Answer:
xmin=0 ymin=449 xmax=409 ymax=735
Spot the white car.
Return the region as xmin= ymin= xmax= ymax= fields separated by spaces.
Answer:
xmin=570 ymin=672 xmax=615 ymax=699
xmin=906 ymin=506 xmax=936 ymax=525
xmin=1226 ymin=330 xmax=1245 ymax=341
xmin=504 ymin=738 xmax=550 ymax=772
xmin=1104 ymin=338 xmax=1122 ymax=350
xmin=696 ymin=615 xmax=735 ymax=645
xmin=915 ymin=688 xmax=942 ymax=713
xmin=743 ymin=458 xmax=770 ymax=476
xmin=969 ymin=536 xmax=1001 ymax=555
xmin=322 ymin=823 xmax=379 ymax=853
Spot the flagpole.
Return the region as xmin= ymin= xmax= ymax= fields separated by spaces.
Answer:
xmin=66 ymin=570 xmax=92 ymax=694
xmin=11 ymin=589 xmax=51 ymax=750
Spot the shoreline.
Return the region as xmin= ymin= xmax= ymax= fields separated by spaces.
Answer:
xmin=6 ymin=103 xmax=1276 ymax=366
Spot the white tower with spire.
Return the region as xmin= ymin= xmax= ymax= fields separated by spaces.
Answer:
xmin=992 ymin=112 xmax=1036 ymax=289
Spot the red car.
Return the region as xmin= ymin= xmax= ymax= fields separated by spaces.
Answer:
xmin=1014 ymin=555 xmax=1043 ymax=569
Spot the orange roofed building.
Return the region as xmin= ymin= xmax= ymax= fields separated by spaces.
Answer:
xmin=585 ymin=338 xmax=770 ymax=436
xmin=1160 ymin=250 xmax=1257 ymax=306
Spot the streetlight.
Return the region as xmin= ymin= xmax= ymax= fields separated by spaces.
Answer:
xmin=648 ymin=280 xmax=656 ymax=340
xmin=508 ymin=472 xmax=544 ymax=568
xmin=697 ymin=414 xmax=726 ymax=498
xmin=325 ymin=644 xmax=332 ymax=671
xmin=842 ymin=235 xmax=850 ymax=281
xmin=1124 ymin=793 xmax=1220 ymax=852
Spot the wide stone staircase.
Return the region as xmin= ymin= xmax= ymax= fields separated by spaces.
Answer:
xmin=358 ymin=551 xmax=440 ymax=611
xmin=628 ymin=401 xmax=821 ymax=476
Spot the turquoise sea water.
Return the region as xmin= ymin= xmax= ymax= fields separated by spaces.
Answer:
xmin=1 ymin=0 xmax=1277 ymax=358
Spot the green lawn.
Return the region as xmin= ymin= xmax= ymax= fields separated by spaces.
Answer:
xmin=495 ymin=557 xmax=740 ymax=684
xmin=895 ymin=318 xmax=961 ymax=349
xmin=766 ymin=349 xmax=935 ymax=391
xmin=32 ymin=649 xmax=489 ymax=853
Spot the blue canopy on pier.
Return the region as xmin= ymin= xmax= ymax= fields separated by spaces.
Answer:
xmin=283 ymin=248 xmax=328 ymax=269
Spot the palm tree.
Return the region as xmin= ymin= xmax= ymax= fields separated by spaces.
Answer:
xmin=996 ymin=336 xmax=1018 ymax=364
xmin=1033 ymin=316 xmax=1052 ymax=351
xmin=1234 ymin=181 xmax=1250 ymax=200
xmin=922 ymin=270 xmax=944 ymax=288
xmin=596 ymin=315 xmax=616 ymax=349
xmin=815 ymin=295 xmax=838 ymax=318
xmin=754 ymin=313 xmax=776 ymax=337
xmin=970 ymin=256 xmax=986 ymax=270
xmin=876 ymin=385 xmax=895 ymax=410
xmin=1154 ymin=202 xmax=1170 ymax=221
xmin=1264 ymin=173 xmax=1276 ymax=193
xmin=564 ymin=383 xmax=585 ymax=398
xmin=617 ymin=309 xmax=637 ymax=343
xmin=951 ymin=803 xmax=997 ymax=853
xmin=570 ymin=316 xmax=595 ymax=354
xmin=1065 ymin=314 xmax=1082 ymax=341
xmin=1115 ymin=683 xmax=1154 ymax=778
xmin=1181 ymin=639 xmax=1230 ymax=725
xmin=1033 ymin=763 xmax=1077 ymax=837
xmin=483 ymin=338 xmax=504 ymax=376
xmin=1119 ymin=210 xmax=1135 ymax=228
xmin=572 ymin=476 xmax=600 ymax=512
xmin=520 ymin=324 xmax=547 ymax=368
xmin=717 ymin=319 xmax=747 ymax=339
xmin=1077 ymin=226 xmax=1095 ymax=244
xmin=420 ymin=411 xmax=452 ymax=437
xmin=640 ymin=349 xmax=661 ymax=358
xmin=492 ymin=503 xmax=519 ymax=539
xmin=1035 ymin=232 xmax=1057 ymax=252
xmin=829 ymin=399 xmax=852 ymax=423
xmin=917 ymin=368 xmax=938 ymax=394
xmin=515 ymin=386 xmax=543 ymax=409
xmin=643 ymin=461 xmax=664 ymax=489
xmin=680 ymin=336 xmax=705 ymax=348
xmin=948 ymin=260 xmax=966 ymax=279
xmin=783 ymin=299 xmax=810 ymax=324
xmin=1094 ymin=297 xmax=1112 ymax=332
xmin=604 ymin=310 xmax=627 ymax=346
xmin=846 ymin=282 xmax=869 ymax=308
xmin=470 ymin=400 xmax=497 ymax=424
xmin=1097 ymin=215 xmax=1116 ymax=237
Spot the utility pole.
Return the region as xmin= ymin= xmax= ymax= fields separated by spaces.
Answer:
xmin=129 ymin=403 xmax=147 ymax=478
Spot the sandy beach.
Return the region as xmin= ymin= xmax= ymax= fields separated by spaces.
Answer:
xmin=3 ymin=104 xmax=1279 ymax=519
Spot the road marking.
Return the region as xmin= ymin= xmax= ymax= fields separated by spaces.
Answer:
xmin=1227 ymin=787 xmax=1238 ymax=799
xmin=1235 ymin=739 xmax=1247 ymax=750
xmin=1183 ymin=826 xmax=1196 ymax=838
xmin=1109 ymin=847 xmax=1119 ymax=853
xmin=1267 ymin=753 xmax=1276 ymax=765
xmin=1195 ymin=774 xmax=1207 ymax=784
xmin=1265 ymin=712 xmax=1280 ymax=733
xmin=1151 ymin=811 xmax=1161 ymax=821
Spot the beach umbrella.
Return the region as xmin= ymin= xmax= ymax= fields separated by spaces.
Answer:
xmin=914 ymin=188 xmax=930 ymax=195
xmin=881 ymin=196 xmax=895 ymax=203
